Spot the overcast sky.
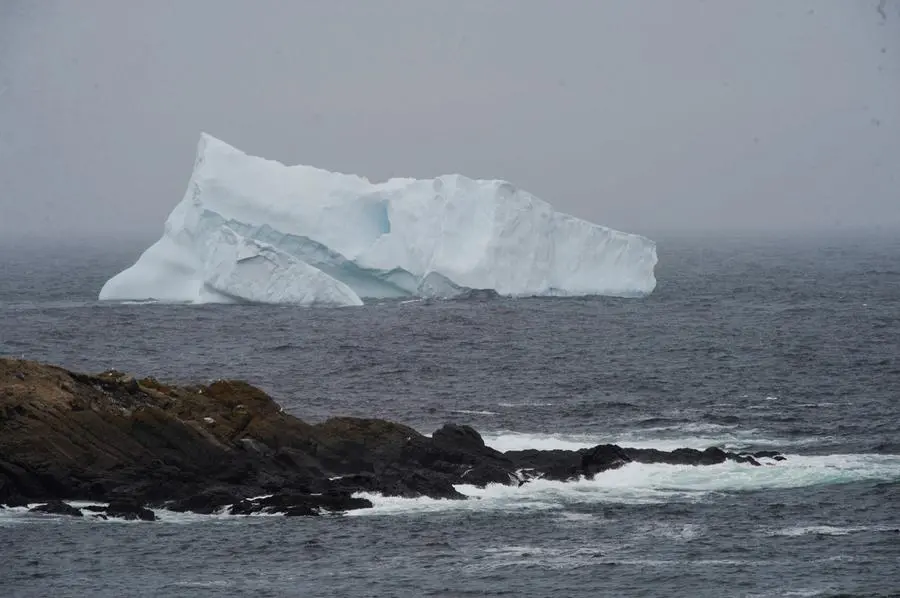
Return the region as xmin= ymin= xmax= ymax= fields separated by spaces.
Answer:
xmin=0 ymin=0 xmax=898 ymax=239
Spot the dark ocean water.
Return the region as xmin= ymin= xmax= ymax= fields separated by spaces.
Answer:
xmin=2 ymin=231 xmax=900 ymax=597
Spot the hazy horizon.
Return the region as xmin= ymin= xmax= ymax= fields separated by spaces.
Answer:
xmin=1 ymin=0 xmax=898 ymax=240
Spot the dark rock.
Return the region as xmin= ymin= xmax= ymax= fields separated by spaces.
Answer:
xmin=106 ymin=499 xmax=156 ymax=521
xmin=700 ymin=447 xmax=729 ymax=464
xmin=505 ymin=445 xmax=633 ymax=482
xmin=228 ymin=499 xmax=256 ymax=515
xmin=2 ymin=494 xmax=28 ymax=508
xmin=753 ymin=450 xmax=781 ymax=459
xmin=372 ymin=469 xmax=466 ymax=499
xmin=622 ymin=446 xmax=750 ymax=467
xmin=29 ymin=500 xmax=83 ymax=517
xmin=167 ymin=488 xmax=246 ymax=514
xmin=228 ymin=490 xmax=373 ymax=516
xmin=752 ymin=450 xmax=786 ymax=461
xmin=458 ymin=463 xmax=514 ymax=487
xmin=504 ymin=448 xmax=581 ymax=482
xmin=0 ymin=459 xmax=46 ymax=502
xmin=734 ymin=454 xmax=762 ymax=466
xmin=580 ymin=444 xmax=632 ymax=477
xmin=1 ymin=469 xmax=29 ymax=507
xmin=432 ymin=424 xmax=486 ymax=453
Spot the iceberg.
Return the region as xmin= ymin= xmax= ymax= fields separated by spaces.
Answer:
xmin=99 ymin=134 xmax=657 ymax=306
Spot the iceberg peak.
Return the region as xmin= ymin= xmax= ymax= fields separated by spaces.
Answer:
xmin=99 ymin=134 xmax=657 ymax=306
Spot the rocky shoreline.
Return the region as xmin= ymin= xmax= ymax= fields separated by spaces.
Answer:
xmin=0 ymin=358 xmax=784 ymax=520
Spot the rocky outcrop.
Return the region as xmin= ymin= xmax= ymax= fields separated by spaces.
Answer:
xmin=0 ymin=358 xmax=785 ymax=517
xmin=29 ymin=500 xmax=83 ymax=517
xmin=105 ymin=499 xmax=157 ymax=521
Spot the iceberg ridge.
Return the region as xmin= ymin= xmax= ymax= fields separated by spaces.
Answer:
xmin=99 ymin=133 xmax=658 ymax=306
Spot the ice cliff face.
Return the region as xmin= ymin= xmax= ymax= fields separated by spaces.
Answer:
xmin=99 ymin=134 xmax=658 ymax=306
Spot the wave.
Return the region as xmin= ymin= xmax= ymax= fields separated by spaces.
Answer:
xmin=0 ymin=501 xmax=283 ymax=526
xmin=770 ymin=525 xmax=900 ymax=537
xmin=4 ymin=453 xmax=900 ymax=524
xmin=481 ymin=432 xmax=600 ymax=452
xmin=348 ymin=453 xmax=900 ymax=516
xmin=459 ymin=547 xmax=866 ymax=579
xmin=479 ymin=424 xmax=838 ymax=454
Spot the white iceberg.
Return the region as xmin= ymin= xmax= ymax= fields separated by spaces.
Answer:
xmin=99 ymin=134 xmax=657 ymax=306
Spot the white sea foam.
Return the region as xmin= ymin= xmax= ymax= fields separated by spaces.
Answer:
xmin=4 ymin=452 xmax=899 ymax=523
xmin=638 ymin=522 xmax=706 ymax=541
xmin=0 ymin=505 xmax=31 ymax=527
xmin=450 ymin=409 xmax=499 ymax=416
xmin=349 ymin=453 xmax=900 ymax=516
xmin=0 ymin=502 xmax=284 ymax=525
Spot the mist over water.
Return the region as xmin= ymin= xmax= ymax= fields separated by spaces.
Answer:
xmin=2 ymin=3 xmax=899 ymax=594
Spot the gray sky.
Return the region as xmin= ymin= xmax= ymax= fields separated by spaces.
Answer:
xmin=1 ymin=0 xmax=898 ymax=239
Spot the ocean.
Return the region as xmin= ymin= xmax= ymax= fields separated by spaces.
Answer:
xmin=1 ymin=231 xmax=899 ymax=597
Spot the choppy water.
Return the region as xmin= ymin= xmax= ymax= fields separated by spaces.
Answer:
xmin=2 ymin=231 xmax=900 ymax=597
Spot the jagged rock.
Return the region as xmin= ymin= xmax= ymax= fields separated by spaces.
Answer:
xmin=228 ymin=490 xmax=373 ymax=516
xmin=621 ymin=446 xmax=728 ymax=466
xmin=29 ymin=500 xmax=83 ymax=517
